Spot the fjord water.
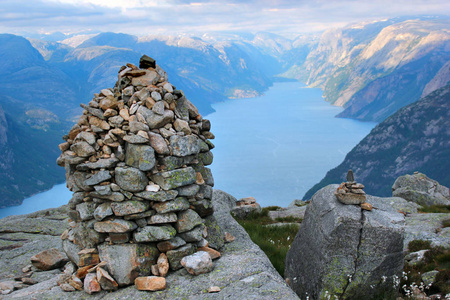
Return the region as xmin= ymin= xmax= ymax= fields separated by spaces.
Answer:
xmin=207 ymin=82 xmax=376 ymax=207
xmin=0 ymin=82 xmax=376 ymax=218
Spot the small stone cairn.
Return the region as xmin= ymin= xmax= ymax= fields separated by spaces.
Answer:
xmin=56 ymin=55 xmax=220 ymax=293
xmin=335 ymin=170 xmax=372 ymax=210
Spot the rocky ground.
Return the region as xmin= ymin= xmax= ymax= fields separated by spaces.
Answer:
xmin=0 ymin=190 xmax=299 ymax=299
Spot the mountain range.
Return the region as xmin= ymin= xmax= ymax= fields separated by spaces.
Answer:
xmin=0 ymin=16 xmax=449 ymax=208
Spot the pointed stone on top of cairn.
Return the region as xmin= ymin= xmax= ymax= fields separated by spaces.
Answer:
xmin=335 ymin=170 xmax=366 ymax=205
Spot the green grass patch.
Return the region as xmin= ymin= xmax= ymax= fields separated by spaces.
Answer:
xmin=419 ymin=205 xmax=450 ymax=213
xmin=237 ymin=219 xmax=299 ymax=277
xmin=408 ymin=239 xmax=432 ymax=252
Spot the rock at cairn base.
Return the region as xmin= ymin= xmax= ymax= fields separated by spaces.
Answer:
xmin=57 ymin=55 xmax=217 ymax=293
xmin=334 ymin=169 xmax=366 ymax=205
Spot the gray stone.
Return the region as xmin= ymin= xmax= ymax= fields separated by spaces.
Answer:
xmin=151 ymin=91 xmax=162 ymax=101
xmin=156 ymin=237 xmax=186 ymax=252
xmin=125 ymin=143 xmax=155 ymax=171
xmin=379 ymin=196 xmax=422 ymax=214
xmin=124 ymin=210 xmax=156 ymax=220
xmin=74 ymin=131 xmax=96 ymax=145
xmin=68 ymin=192 xmax=84 ymax=209
xmin=71 ymin=141 xmax=95 ymax=157
xmin=152 ymin=101 xmax=165 ymax=115
xmin=111 ymin=201 xmax=150 ymax=216
xmin=198 ymin=185 xmax=213 ymax=199
xmin=231 ymin=203 xmax=262 ymax=219
xmin=135 ymin=190 xmax=178 ymax=202
xmin=191 ymin=199 xmax=214 ymax=217
xmin=175 ymin=209 xmax=203 ymax=233
xmin=94 ymin=219 xmax=137 ymax=233
xmin=174 ymin=95 xmax=189 ymax=121
xmin=89 ymin=191 xmax=125 ymax=202
xmin=84 ymin=170 xmax=111 ymax=186
xmin=166 ymin=243 xmax=196 ymax=270
xmin=147 ymin=212 xmax=177 ymax=224
xmin=177 ymin=184 xmax=200 ymax=197
xmin=94 ymin=202 xmax=114 ymax=221
xmin=115 ymin=166 xmax=148 ymax=192
xmin=148 ymin=132 xmax=170 ymax=155
xmin=153 ymin=197 xmax=190 ymax=214
xmin=133 ymin=225 xmax=177 ymax=242
xmin=98 ymin=243 xmax=159 ymax=286
xmin=129 ymin=121 xmax=149 ymax=133
xmin=62 ymin=239 xmax=83 ymax=266
xmin=173 ymin=119 xmax=191 ymax=134
xmin=94 ymin=184 xmax=112 ymax=196
xmin=285 ymin=185 xmax=405 ymax=300
xmin=181 ymin=251 xmax=213 ymax=276
xmin=204 ymin=213 xmax=225 ymax=250
xmin=198 ymin=151 xmax=213 ymax=166
xmin=158 ymin=155 xmax=196 ymax=171
xmin=123 ymin=134 xmax=148 ymax=144
xmin=169 ymin=135 xmax=199 ymax=157
xmin=139 ymin=55 xmax=156 ymax=69
xmin=392 ymin=172 xmax=450 ymax=206
xmin=70 ymin=171 xmax=93 ymax=192
xmin=76 ymin=202 xmax=95 ymax=221
xmin=81 ymin=103 xmax=105 ymax=119
xmin=178 ymin=225 xmax=205 ymax=242
xmin=151 ymin=167 xmax=196 ymax=190
xmin=72 ymin=219 xmax=106 ymax=249
xmin=109 ymin=115 xmax=124 ymax=128
xmin=421 ymin=270 xmax=439 ymax=286
xmin=137 ymin=106 xmax=174 ymax=129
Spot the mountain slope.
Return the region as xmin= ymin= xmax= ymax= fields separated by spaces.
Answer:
xmin=303 ymin=84 xmax=450 ymax=200
xmin=286 ymin=18 xmax=450 ymax=122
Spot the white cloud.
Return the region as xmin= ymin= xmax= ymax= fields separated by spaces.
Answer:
xmin=0 ymin=0 xmax=449 ymax=37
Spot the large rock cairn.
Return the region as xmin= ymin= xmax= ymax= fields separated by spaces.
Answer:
xmin=56 ymin=55 xmax=218 ymax=292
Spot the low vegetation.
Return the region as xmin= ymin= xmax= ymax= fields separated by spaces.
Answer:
xmin=234 ymin=207 xmax=301 ymax=276
xmin=418 ymin=204 xmax=450 ymax=213
xmin=401 ymin=240 xmax=450 ymax=298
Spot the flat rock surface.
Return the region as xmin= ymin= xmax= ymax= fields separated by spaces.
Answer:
xmin=1 ymin=190 xmax=299 ymax=299
xmin=404 ymin=213 xmax=450 ymax=248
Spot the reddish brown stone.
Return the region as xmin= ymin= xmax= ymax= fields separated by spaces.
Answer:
xmin=224 ymin=232 xmax=235 ymax=243
xmin=79 ymin=253 xmax=100 ymax=267
xmin=157 ymin=253 xmax=169 ymax=277
xmin=198 ymin=247 xmax=221 ymax=260
xmin=84 ymin=273 xmax=101 ymax=294
xmin=30 ymin=248 xmax=68 ymax=271
xmin=134 ymin=276 xmax=166 ymax=291
xmin=97 ymin=267 xmax=118 ymax=291
xmin=76 ymin=265 xmax=94 ymax=279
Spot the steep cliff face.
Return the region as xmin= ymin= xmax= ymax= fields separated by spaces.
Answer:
xmin=303 ymin=84 xmax=450 ymax=200
xmin=290 ymin=18 xmax=450 ymax=122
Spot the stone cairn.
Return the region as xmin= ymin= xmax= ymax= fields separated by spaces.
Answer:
xmin=335 ymin=170 xmax=372 ymax=210
xmin=56 ymin=55 xmax=220 ymax=293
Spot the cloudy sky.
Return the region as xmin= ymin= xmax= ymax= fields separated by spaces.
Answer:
xmin=1 ymin=0 xmax=449 ymax=37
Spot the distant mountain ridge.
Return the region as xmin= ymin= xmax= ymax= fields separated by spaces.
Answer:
xmin=303 ymin=84 xmax=450 ymax=200
xmin=285 ymin=17 xmax=450 ymax=122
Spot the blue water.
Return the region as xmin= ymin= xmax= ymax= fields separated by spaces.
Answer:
xmin=0 ymin=82 xmax=376 ymax=218
xmin=206 ymin=82 xmax=376 ymax=207
xmin=0 ymin=183 xmax=72 ymax=219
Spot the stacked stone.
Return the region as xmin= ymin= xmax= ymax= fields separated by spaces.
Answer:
xmin=56 ymin=55 xmax=217 ymax=290
xmin=334 ymin=170 xmax=366 ymax=205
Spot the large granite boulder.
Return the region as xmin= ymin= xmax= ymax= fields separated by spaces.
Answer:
xmin=285 ymin=185 xmax=405 ymax=300
xmin=392 ymin=172 xmax=450 ymax=206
